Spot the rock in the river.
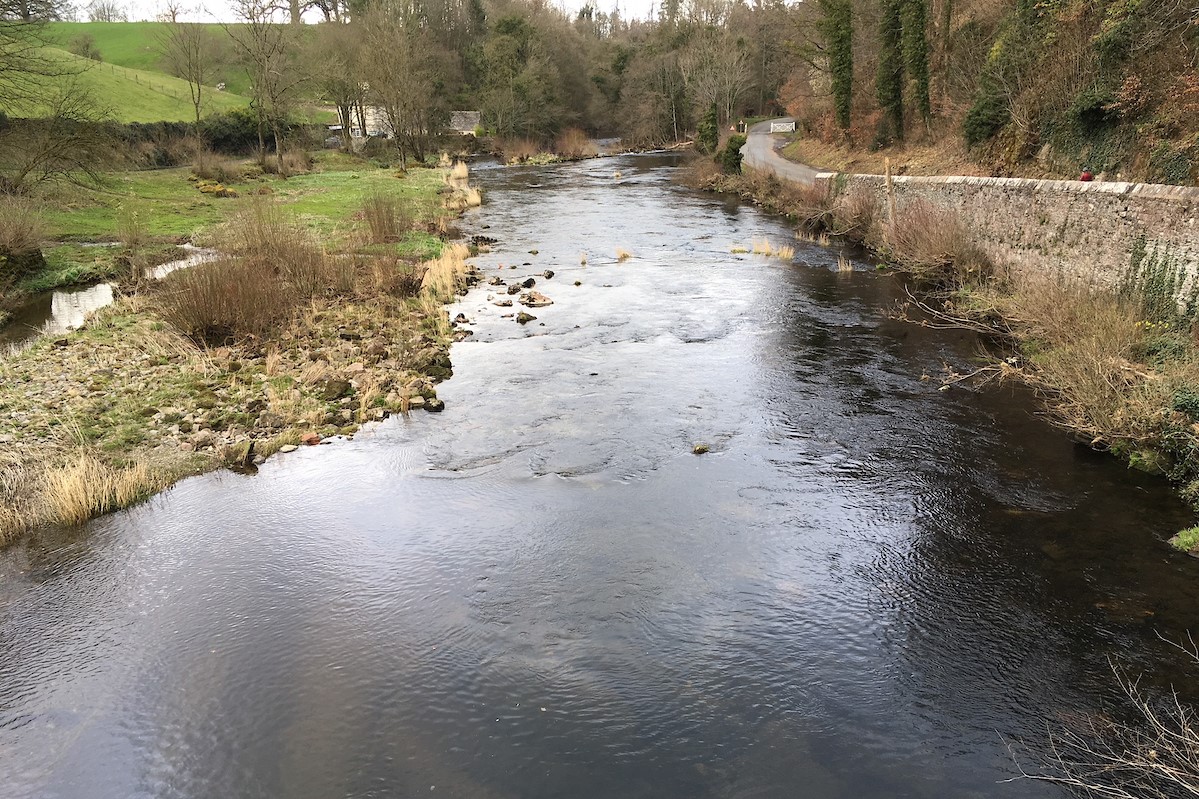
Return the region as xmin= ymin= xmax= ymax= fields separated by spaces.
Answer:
xmin=693 ymin=444 xmax=710 ymax=455
xmin=493 ymin=299 xmax=513 ymax=307
xmin=227 ymin=440 xmax=256 ymax=468
xmin=542 ymin=270 xmax=554 ymax=279
xmin=489 ymin=276 xmax=506 ymax=286
xmin=301 ymin=432 xmax=322 ymax=446
xmin=407 ymin=395 xmax=426 ymax=408
xmin=520 ymin=277 xmax=536 ymax=288
xmin=453 ymin=313 xmax=470 ymax=324
xmin=506 ymin=284 xmax=522 ymax=295
xmin=516 ymin=312 xmax=536 ymax=324
xmin=279 ymin=444 xmax=298 ymax=453
xmin=519 ymin=291 xmax=553 ymax=307
xmin=425 ymin=397 xmax=445 ymax=412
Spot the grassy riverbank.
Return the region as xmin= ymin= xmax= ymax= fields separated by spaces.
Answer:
xmin=0 ymin=158 xmax=482 ymax=544
xmin=688 ymin=159 xmax=1199 ymax=554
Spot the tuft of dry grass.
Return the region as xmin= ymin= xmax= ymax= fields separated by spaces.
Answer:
xmin=830 ymin=188 xmax=880 ymax=243
xmin=837 ymin=252 xmax=854 ymax=272
xmin=0 ymin=195 xmax=46 ymax=253
xmin=616 ymin=248 xmax=632 ymax=262
xmin=192 ymin=149 xmax=241 ymax=183
xmin=751 ymin=239 xmax=795 ymax=259
xmin=420 ymin=243 xmax=470 ymax=302
xmin=42 ymin=453 xmax=156 ymax=527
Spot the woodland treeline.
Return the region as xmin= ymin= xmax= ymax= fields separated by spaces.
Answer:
xmin=5 ymin=0 xmax=1199 ymax=181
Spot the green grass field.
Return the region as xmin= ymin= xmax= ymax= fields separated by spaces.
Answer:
xmin=44 ymin=21 xmax=252 ymax=96
xmin=8 ymin=46 xmax=251 ymax=123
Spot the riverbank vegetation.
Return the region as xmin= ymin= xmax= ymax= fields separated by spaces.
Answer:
xmin=0 ymin=157 xmax=479 ymax=544
xmin=688 ymin=159 xmax=1199 ymax=554
xmin=786 ymin=0 xmax=1199 ymax=184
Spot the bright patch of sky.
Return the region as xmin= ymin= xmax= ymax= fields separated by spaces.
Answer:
xmin=114 ymin=0 xmax=658 ymax=24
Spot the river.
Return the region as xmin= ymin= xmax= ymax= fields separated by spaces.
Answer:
xmin=1 ymin=153 xmax=1197 ymax=798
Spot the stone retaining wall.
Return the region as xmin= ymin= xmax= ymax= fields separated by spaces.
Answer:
xmin=812 ymin=171 xmax=1199 ymax=290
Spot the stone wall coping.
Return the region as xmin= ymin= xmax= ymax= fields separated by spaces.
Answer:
xmin=817 ymin=170 xmax=1199 ymax=203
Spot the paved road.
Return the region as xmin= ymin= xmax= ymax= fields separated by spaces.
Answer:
xmin=740 ymin=118 xmax=819 ymax=185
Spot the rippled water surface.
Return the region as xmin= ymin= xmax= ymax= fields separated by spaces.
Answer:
xmin=2 ymin=154 xmax=1198 ymax=799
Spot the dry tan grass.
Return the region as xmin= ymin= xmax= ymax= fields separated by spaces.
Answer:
xmin=616 ymin=248 xmax=632 ymax=261
xmin=580 ymin=252 xmax=588 ymax=265
xmin=500 ymin=138 xmax=540 ymax=163
xmin=42 ymin=453 xmax=156 ymax=527
xmin=837 ymin=252 xmax=854 ymax=272
xmin=192 ymin=149 xmax=241 ymax=183
xmin=420 ymin=243 xmax=469 ymax=302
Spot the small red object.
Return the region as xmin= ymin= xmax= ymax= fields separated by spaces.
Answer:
xmin=1079 ymin=170 xmax=1094 ymax=182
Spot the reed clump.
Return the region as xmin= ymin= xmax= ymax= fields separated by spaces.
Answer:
xmin=362 ymin=190 xmax=414 ymax=243
xmin=42 ymin=453 xmax=158 ymax=527
xmin=885 ymin=199 xmax=992 ymax=288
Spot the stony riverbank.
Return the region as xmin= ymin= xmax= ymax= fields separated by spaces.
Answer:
xmin=0 ymin=161 xmax=485 ymax=544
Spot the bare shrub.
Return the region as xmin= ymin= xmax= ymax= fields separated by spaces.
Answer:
xmin=555 ymin=128 xmax=597 ymax=159
xmin=0 ymin=195 xmax=46 ymax=253
xmin=888 ymin=199 xmax=991 ymax=287
xmin=281 ymin=149 xmax=312 ymax=175
xmin=1014 ymin=637 xmax=1199 ymax=799
xmin=499 ymin=138 xmax=540 ymax=163
xmin=361 ymin=190 xmax=413 ymax=243
xmin=830 ymin=189 xmax=880 ymax=243
xmin=192 ymin=149 xmax=241 ymax=183
xmin=117 ymin=205 xmax=147 ymax=249
xmin=157 ymin=257 xmax=288 ymax=345
xmin=366 ymin=256 xmax=426 ymax=298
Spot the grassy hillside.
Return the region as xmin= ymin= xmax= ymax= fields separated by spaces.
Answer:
xmin=45 ymin=21 xmax=251 ymax=96
xmin=9 ymin=47 xmax=251 ymax=123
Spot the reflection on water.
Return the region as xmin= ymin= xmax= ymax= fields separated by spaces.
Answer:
xmin=0 ymin=154 xmax=1196 ymax=799
xmin=0 ymin=246 xmax=218 ymax=354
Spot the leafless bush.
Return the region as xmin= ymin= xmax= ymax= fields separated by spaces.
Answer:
xmin=830 ymin=189 xmax=880 ymax=244
xmin=157 ymin=257 xmax=288 ymax=345
xmin=281 ymin=149 xmax=312 ymax=175
xmin=365 ymin=256 xmax=426 ymax=298
xmin=888 ymin=199 xmax=992 ymax=287
xmin=192 ymin=149 xmax=241 ymax=183
xmin=555 ymin=128 xmax=597 ymax=159
xmin=1013 ymin=635 xmax=1199 ymax=799
xmin=0 ymin=195 xmax=46 ymax=253
xmin=499 ymin=138 xmax=540 ymax=163
xmin=361 ymin=190 xmax=413 ymax=243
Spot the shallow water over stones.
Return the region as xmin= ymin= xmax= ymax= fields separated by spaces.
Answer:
xmin=1 ymin=154 xmax=1198 ymax=799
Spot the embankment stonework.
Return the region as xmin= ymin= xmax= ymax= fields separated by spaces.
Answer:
xmin=813 ymin=172 xmax=1199 ymax=287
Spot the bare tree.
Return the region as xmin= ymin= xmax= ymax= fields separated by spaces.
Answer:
xmin=158 ymin=18 xmax=222 ymax=126
xmin=0 ymin=79 xmax=112 ymax=193
xmin=679 ymin=30 xmax=753 ymax=124
xmin=225 ymin=0 xmax=306 ymax=173
xmin=1 ymin=0 xmax=81 ymax=115
xmin=86 ymin=0 xmax=126 ymax=22
xmin=1011 ymin=633 xmax=1199 ymax=798
xmin=157 ymin=0 xmax=183 ymax=22
xmin=309 ymin=19 xmax=362 ymax=150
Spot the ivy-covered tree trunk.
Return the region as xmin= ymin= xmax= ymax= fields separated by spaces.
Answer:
xmin=818 ymin=0 xmax=854 ymax=131
xmin=876 ymin=0 xmax=905 ymax=142
xmin=902 ymin=0 xmax=932 ymax=123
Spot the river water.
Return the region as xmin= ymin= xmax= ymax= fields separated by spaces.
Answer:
xmin=2 ymin=154 xmax=1198 ymax=798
